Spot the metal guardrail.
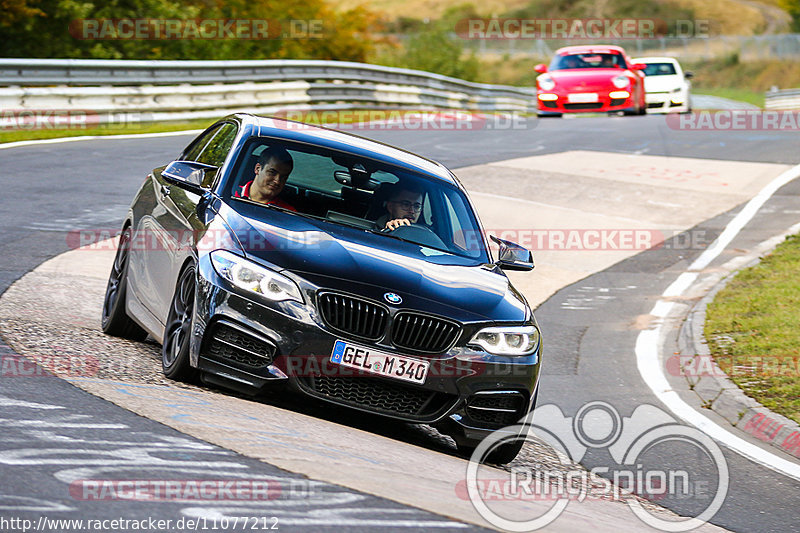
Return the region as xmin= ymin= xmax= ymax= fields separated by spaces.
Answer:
xmin=765 ymin=88 xmax=800 ymax=110
xmin=0 ymin=58 xmax=537 ymax=122
xmin=0 ymin=58 xmax=533 ymax=97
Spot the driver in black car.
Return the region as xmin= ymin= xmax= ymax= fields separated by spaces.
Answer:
xmin=375 ymin=183 xmax=425 ymax=231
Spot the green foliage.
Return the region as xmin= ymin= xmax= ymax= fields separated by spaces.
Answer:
xmin=401 ymin=28 xmax=479 ymax=80
xmin=723 ymin=51 xmax=740 ymax=67
xmin=0 ymin=0 xmax=45 ymax=25
xmin=0 ymin=0 xmax=376 ymax=60
xmin=780 ymin=0 xmax=800 ymax=31
xmin=373 ymin=7 xmax=480 ymax=82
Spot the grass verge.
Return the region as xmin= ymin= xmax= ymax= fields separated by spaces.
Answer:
xmin=692 ymin=88 xmax=765 ymax=108
xmin=0 ymin=118 xmax=216 ymax=145
xmin=704 ymin=233 xmax=800 ymax=425
xmin=1 ymin=109 xmax=536 ymax=145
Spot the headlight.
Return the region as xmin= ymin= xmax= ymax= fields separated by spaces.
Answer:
xmin=538 ymin=75 xmax=556 ymax=91
xmin=612 ymin=75 xmax=630 ymax=89
xmin=210 ymin=250 xmax=302 ymax=303
xmin=470 ymin=325 xmax=540 ymax=356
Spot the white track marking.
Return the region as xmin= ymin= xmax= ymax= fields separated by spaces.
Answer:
xmin=636 ymin=162 xmax=800 ymax=482
xmin=0 ymin=130 xmax=203 ymax=150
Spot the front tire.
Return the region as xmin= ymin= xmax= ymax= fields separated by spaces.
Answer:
xmin=101 ymin=227 xmax=148 ymax=341
xmin=162 ymin=264 xmax=198 ymax=382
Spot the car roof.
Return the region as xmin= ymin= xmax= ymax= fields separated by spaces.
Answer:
xmin=228 ymin=113 xmax=456 ymax=185
xmin=556 ymin=45 xmax=627 ymax=55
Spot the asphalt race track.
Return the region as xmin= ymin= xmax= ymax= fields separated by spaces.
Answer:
xmin=1 ymin=113 xmax=800 ymax=532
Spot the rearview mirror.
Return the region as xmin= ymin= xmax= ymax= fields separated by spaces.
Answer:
xmin=490 ymin=235 xmax=534 ymax=271
xmin=333 ymin=164 xmax=378 ymax=190
xmin=162 ymin=160 xmax=218 ymax=194
xmin=630 ymin=63 xmax=647 ymax=71
xmin=684 ymin=71 xmax=694 ymax=79
xmin=534 ymin=64 xmax=548 ymax=74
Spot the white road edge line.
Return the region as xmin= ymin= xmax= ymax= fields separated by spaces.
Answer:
xmin=0 ymin=113 xmax=503 ymax=151
xmin=0 ymin=129 xmax=204 ymax=150
xmin=636 ymin=162 xmax=800 ymax=482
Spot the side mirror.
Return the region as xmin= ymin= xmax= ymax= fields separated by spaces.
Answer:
xmin=491 ymin=235 xmax=534 ymax=271
xmin=534 ymin=63 xmax=548 ymax=74
xmin=630 ymin=63 xmax=647 ymax=71
xmin=684 ymin=71 xmax=694 ymax=80
xmin=162 ymin=160 xmax=218 ymax=194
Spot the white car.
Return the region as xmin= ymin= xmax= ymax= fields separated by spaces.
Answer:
xmin=631 ymin=57 xmax=692 ymax=113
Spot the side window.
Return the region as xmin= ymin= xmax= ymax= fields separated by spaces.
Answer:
xmin=182 ymin=123 xmax=238 ymax=188
xmin=182 ymin=125 xmax=221 ymax=162
xmin=196 ymin=123 xmax=238 ymax=168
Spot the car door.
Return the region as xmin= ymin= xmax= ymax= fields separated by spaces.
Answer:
xmin=140 ymin=122 xmax=239 ymax=326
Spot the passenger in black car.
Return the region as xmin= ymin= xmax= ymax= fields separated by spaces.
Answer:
xmin=375 ymin=182 xmax=425 ymax=231
xmin=235 ymin=147 xmax=296 ymax=211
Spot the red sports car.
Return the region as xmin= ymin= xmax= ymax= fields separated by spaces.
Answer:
xmin=534 ymin=45 xmax=647 ymax=116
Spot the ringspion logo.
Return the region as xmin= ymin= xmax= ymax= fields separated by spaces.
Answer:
xmin=464 ymin=401 xmax=728 ymax=531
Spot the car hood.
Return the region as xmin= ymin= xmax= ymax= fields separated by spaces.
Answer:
xmin=548 ymin=69 xmax=628 ymax=89
xmin=220 ymin=205 xmax=530 ymax=323
xmin=643 ymin=74 xmax=684 ymax=92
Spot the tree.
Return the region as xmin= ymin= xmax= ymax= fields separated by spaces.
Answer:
xmin=0 ymin=0 xmax=378 ymax=61
xmin=781 ymin=0 xmax=800 ymax=31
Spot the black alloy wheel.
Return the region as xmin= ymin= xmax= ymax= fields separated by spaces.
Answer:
xmin=101 ymin=227 xmax=148 ymax=341
xmin=162 ymin=264 xmax=198 ymax=382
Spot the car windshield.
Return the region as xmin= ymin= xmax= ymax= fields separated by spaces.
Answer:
xmin=226 ymin=137 xmax=488 ymax=260
xmin=641 ymin=63 xmax=678 ymax=76
xmin=550 ymin=52 xmax=626 ymax=70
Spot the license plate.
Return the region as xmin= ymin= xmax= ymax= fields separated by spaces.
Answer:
xmin=330 ymin=340 xmax=429 ymax=384
xmin=567 ymin=92 xmax=599 ymax=103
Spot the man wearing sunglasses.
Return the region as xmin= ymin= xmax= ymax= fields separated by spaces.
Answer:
xmin=375 ymin=182 xmax=425 ymax=231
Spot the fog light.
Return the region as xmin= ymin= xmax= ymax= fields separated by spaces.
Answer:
xmin=609 ymin=91 xmax=630 ymax=99
xmin=538 ymin=93 xmax=558 ymax=101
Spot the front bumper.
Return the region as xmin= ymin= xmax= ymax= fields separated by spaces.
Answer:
xmin=537 ymin=90 xmax=636 ymax=113
xmin=645 ymin=92 xmax=689 ymax=113
xmin=190 ymin=257 xmax=542 ymax=439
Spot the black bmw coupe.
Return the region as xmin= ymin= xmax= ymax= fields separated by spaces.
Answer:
xmin=101 ymin=113 xmax=542 ymax=463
